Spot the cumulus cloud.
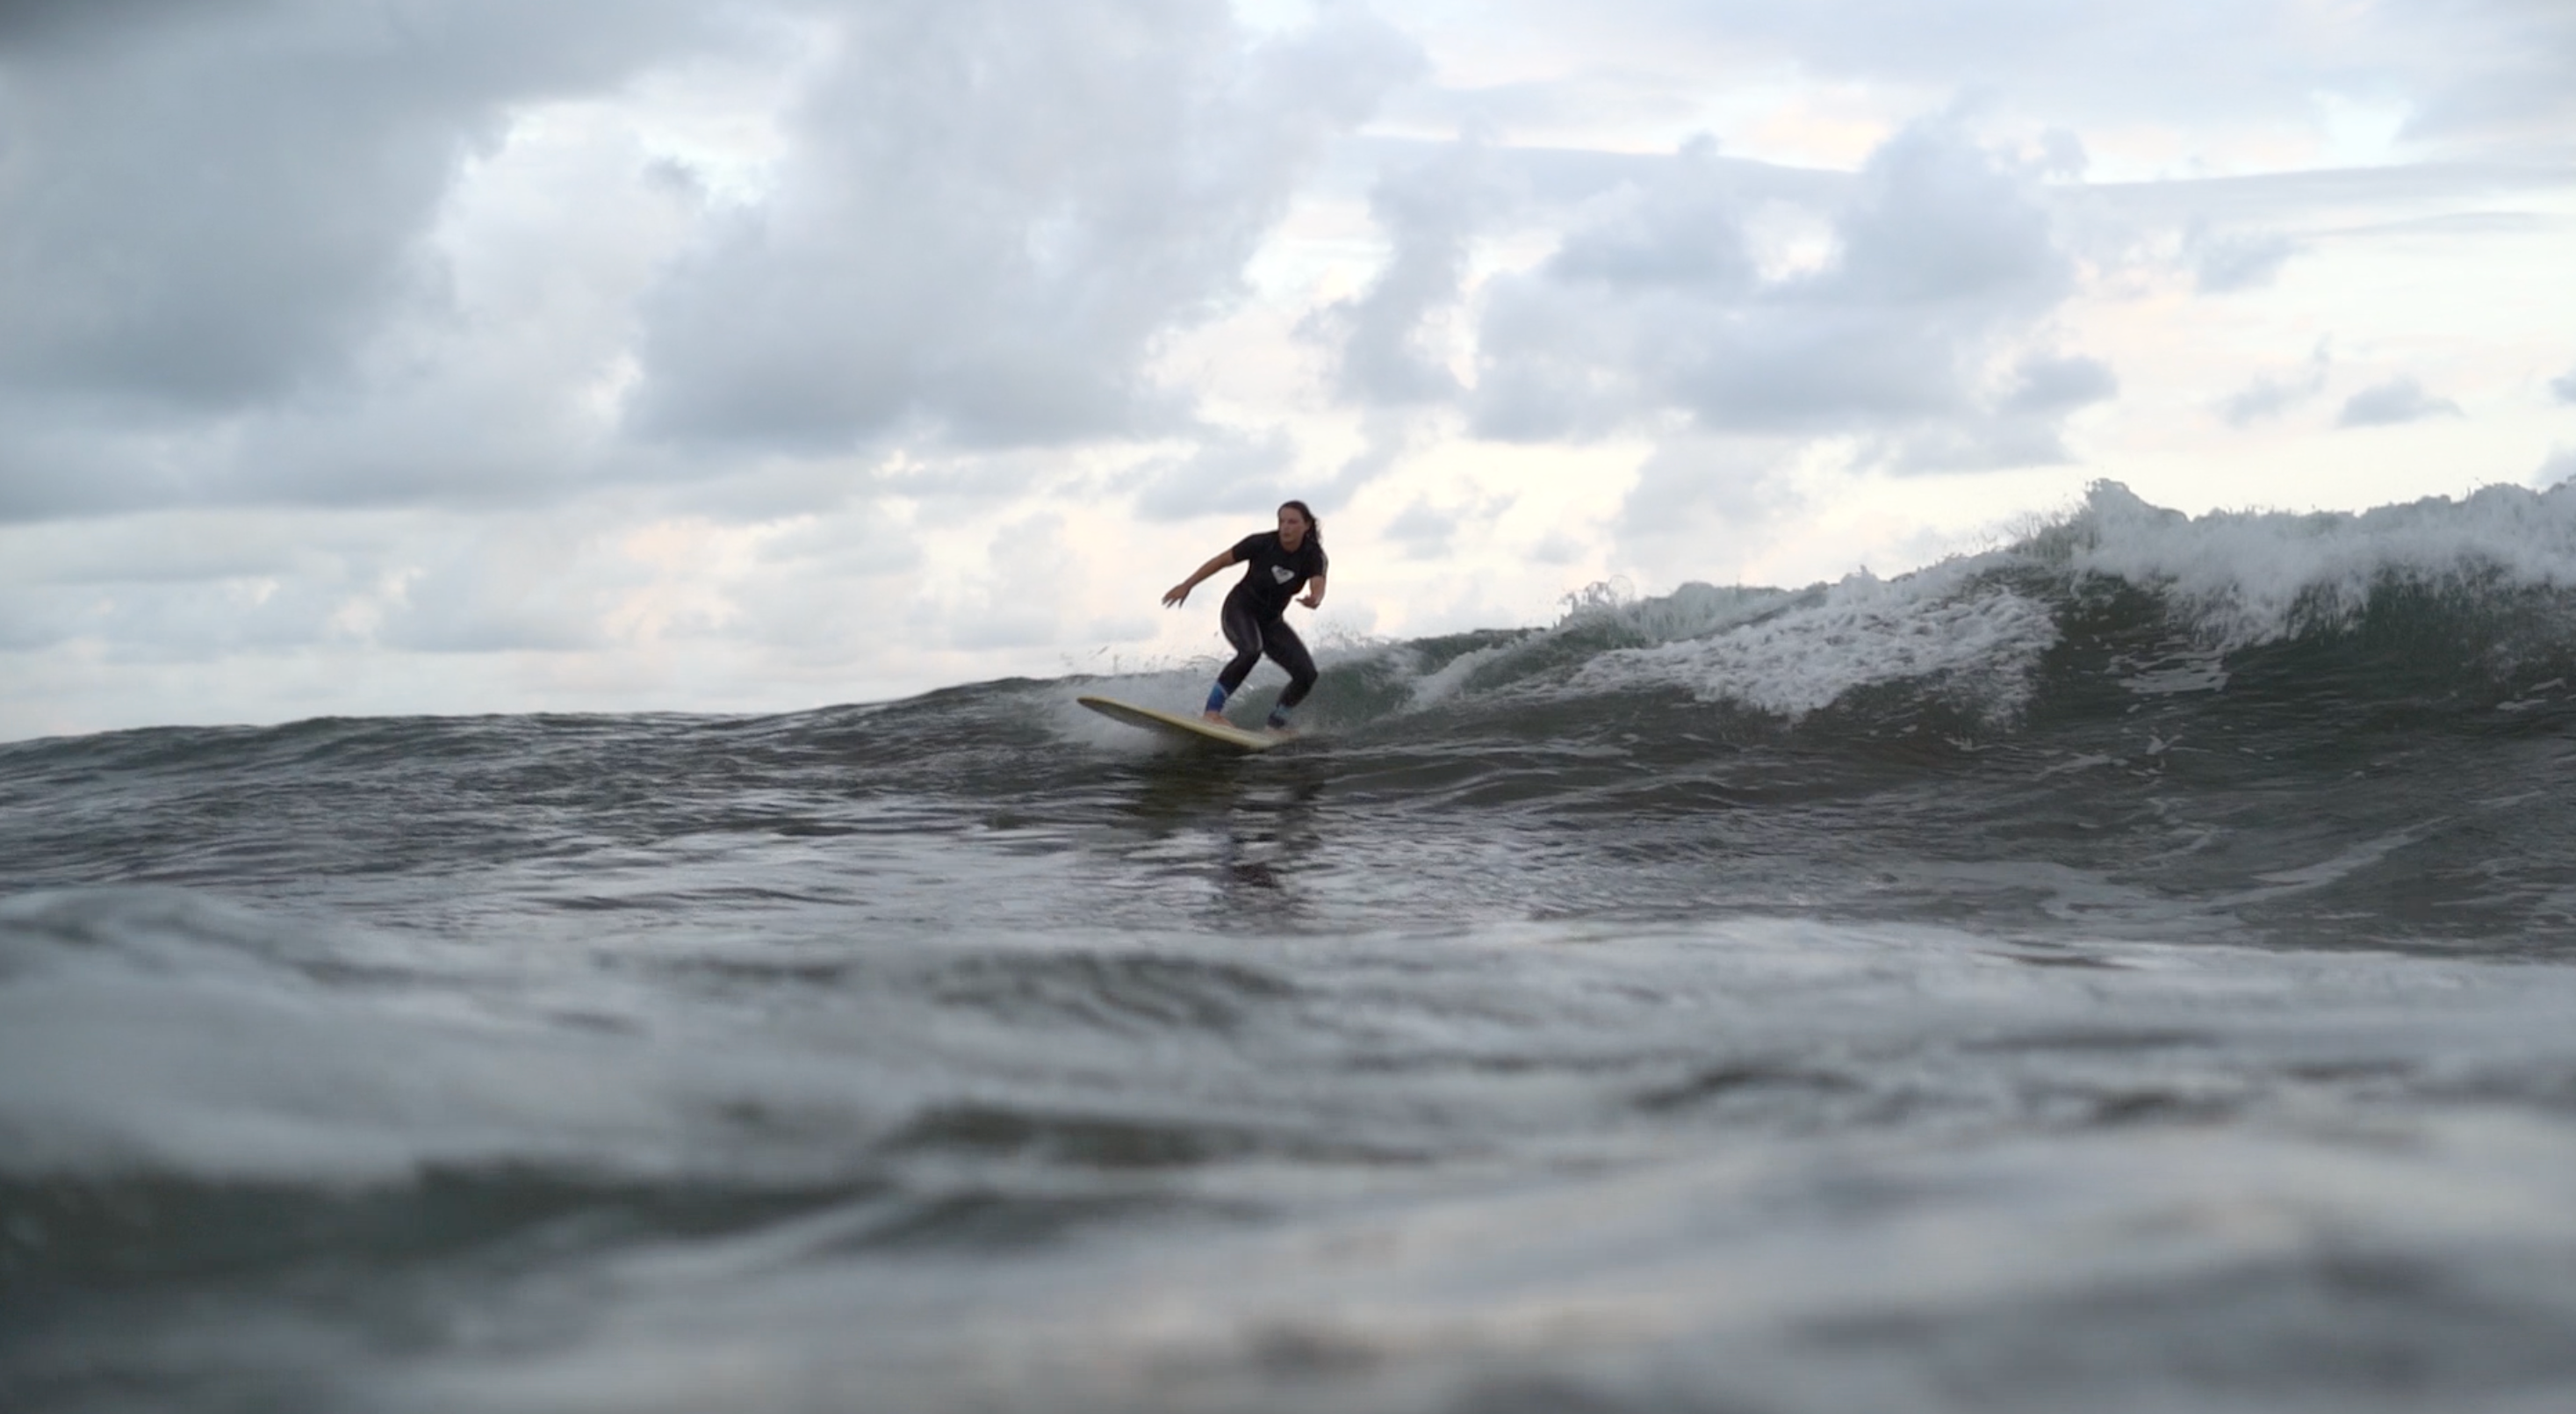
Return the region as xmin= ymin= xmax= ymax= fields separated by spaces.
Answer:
xmin=1615 ymin=437 xmax=1788 ymax=539
xmin=2398 ymin=0 xmax=2576 ymax=146
xmin=2000 ymin=352 xmax=2118 ymax=415
xmin=2336 ymin=375 xmax=2462 ymax=427
xmin=0 ymin=0 xmax=1421 ymax=536
xmin=1382 ymin=492 xmax=1510 ymax=560
xmin=2217 ymin=343 xmax=2332 ymax=425
xmin=1306 ymin=137 xmax=1500 ymax=408
xmin=1383 ymin=499 xmax=1464 ymax=559
xmin=2188 ymin=226 xmax=2300 ymax=292
xmin=0 ymin=0 xmax=727 ymax=524
xmin=1889 ymin=350 xmax=2119 ymax=471
xmin=0 ymin=0 xmax=709 ymax=410
xmin=2537 ymin=447 xmax=2576 ymax=488
xmin=624 ymin=0 xmax=1420 ymax=452
xmin=1128 ymin=426 xmax=1300 ymax=523
xmin=1454 ymin=119 xmax=2104 ymax=465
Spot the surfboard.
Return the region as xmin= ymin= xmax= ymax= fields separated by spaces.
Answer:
xmin=1077 ymin=695 xmax=1284 ymax=753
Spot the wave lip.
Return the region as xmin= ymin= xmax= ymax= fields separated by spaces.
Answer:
xmin=1573 ymin=565 xmax=2061 ymax=722
xmin=2048 ymin=479 xmax=2576 ymax=650
xmin=1459 ymin=479 xmax=2576 ymax=729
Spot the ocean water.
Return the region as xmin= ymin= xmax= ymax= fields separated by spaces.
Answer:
xmin=6 ymin=480 xmax=2576 ymax=1413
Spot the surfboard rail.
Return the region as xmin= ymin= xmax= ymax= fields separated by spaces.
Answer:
xmin=1076 ymin=695 xmax=1284 ymax=753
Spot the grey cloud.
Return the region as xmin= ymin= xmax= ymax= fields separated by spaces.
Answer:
xmin=1884 ymin=350 xmax=2118 ymax=473
xmin=2337 ymin=376 xmax=2462 ymax=427
xmin=718 ymin=510 xmax=926 ymax=658
xmin=1464 ymin=118 xmax=2096 ymax=465
xmin=0 ymin=0 xmax=731 ymax=528
xmin=1526 ymin=530 xmax=1585 ymax=566
xmin=2190 ymin=227 xmax=2300 ymax=292
xmin=1306 ymin=138 xmax=1501 ymax=408
xmin=2001 ymin=353 xmax=2117 ymax=415
xmin=2400 ymin=0 xmax=2576 ymax=146
xmin=1127 ymin=426 xmax=1299 ymax=523
xmin=0 ymin=0 xmax=712 ymax=411
xmin=1382 ymin=492 xmax=1509 ymax=560
xmin=941 ymin=512 xmax=1071 ymax=651
xmin=626 ymin=0 xmax=1420 ymax=452
xmin=2218 ymin=378 xmax=2314 ymax=426
xmin=1383 ymin=499 xmax=1463 ymax=559
xmin=2537 ymin=447 xmax=2576 ymax=488
xmin=0 ymin=0 xmax=212 ymax=55
xmin=1297 ymin=137 xmax=1846 ymax=443
xmin=1545 ymin=136 xmax=1758 ymax=292
xmin=0 ymin=0 xmax=1418 ymax=530
xmin=2551 ymin=365 xmax=2576 ymax=403
xmin=4 ymin=510 xmax=308 ymax=587
xmin=0 ymin=409 xmax=192 ymax=521
xmin=1613 ymin=436 xmax=1795 ymax=544
xmin=1314 ymin=414 xmax=1421 ymax=507
xmin=2218 ymin=343 xmax=2332 ymax=425
xmin=0 ymin=554 xmax=373 ymax=660
xmin=374 ymin=567 xmax=607 ymax=653
xmin=22 ymin=509 xmax=658 ymax=659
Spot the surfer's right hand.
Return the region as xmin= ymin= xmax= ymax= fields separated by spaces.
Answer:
xmin=1162 ymin=584 xmax=1190 ymax=607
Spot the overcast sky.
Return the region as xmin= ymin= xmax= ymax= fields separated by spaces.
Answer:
xmin=3 ymin=0 xmax=2572 ymax=739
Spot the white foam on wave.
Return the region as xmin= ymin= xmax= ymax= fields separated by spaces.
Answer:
xmin=1572 ymin=560 xmax=2062 ymax=720
xmin=1407 ymin=582 xmax=1800 ymax=709
xmin=2067 ymin=479 xmax=2576 ymax=648
xmin=1563 ymin=479 xmax=2576 ymax=720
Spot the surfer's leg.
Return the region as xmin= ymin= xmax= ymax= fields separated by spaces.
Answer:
xmin=1263 ymin=618 xmax=1317 ymax=728
xmin=1210 ymin=596 xmax=1263 ymax=718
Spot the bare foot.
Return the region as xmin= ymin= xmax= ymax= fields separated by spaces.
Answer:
xmin=1202 ymin=711 xmax=1228 ymax=724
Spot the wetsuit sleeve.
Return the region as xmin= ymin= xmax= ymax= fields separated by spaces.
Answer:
xmin=1230 ymin=533 xmax=1269 ymax=563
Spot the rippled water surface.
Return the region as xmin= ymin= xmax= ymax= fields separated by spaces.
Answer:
xmin=7 ymin=484 xmax=2576 ymax=1412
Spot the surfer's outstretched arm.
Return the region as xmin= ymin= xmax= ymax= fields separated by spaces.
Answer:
xmin=1162 ymin=551 xmax=1236 ymax=607
xmin=1299 ymin=574 xmax=1326 ymax=610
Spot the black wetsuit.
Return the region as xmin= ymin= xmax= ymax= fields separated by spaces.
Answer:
xmin=1212 ymin=531 xmax=1328 ymax=718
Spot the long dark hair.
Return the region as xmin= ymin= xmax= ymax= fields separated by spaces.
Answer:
xmin=1278 ymin=499 xmax=1320 ymax=546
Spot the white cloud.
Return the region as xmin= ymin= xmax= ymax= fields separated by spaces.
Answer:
xmin=624 ymin=0 xmax=1420 ymax=452
xmin=2216 ymin=343 xmax=2333 ymax=426
xmin=0 ymin=0 xmax=713 ymax=413
xmin=2188 ymin=225 xmax=2301 ymax=292
xmin=1128 ymin=426 xmax=1301 ymax=523
xmin=2336 ymin=376 xmax=2463 ymax=428
xmin=1306 ymin=136 xmax=1497 ymax=408
xmin=1456 ymin=117 xmax=2105 ymax=465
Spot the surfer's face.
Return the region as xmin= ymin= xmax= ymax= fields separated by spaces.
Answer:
xmin=1277 ymin=505 xmax=1310 ymax=548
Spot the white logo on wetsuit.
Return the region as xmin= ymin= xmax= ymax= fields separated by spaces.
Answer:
xmin=1272 ymin=566 xmax=1296 ymax=583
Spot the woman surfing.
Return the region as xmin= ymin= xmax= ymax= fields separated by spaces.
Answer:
xmin=1163 ymin=501 xmax=1328 ymax=733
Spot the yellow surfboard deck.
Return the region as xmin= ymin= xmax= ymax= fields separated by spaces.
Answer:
xmin=1077 ymin=695 xmax=1284 ymax=753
